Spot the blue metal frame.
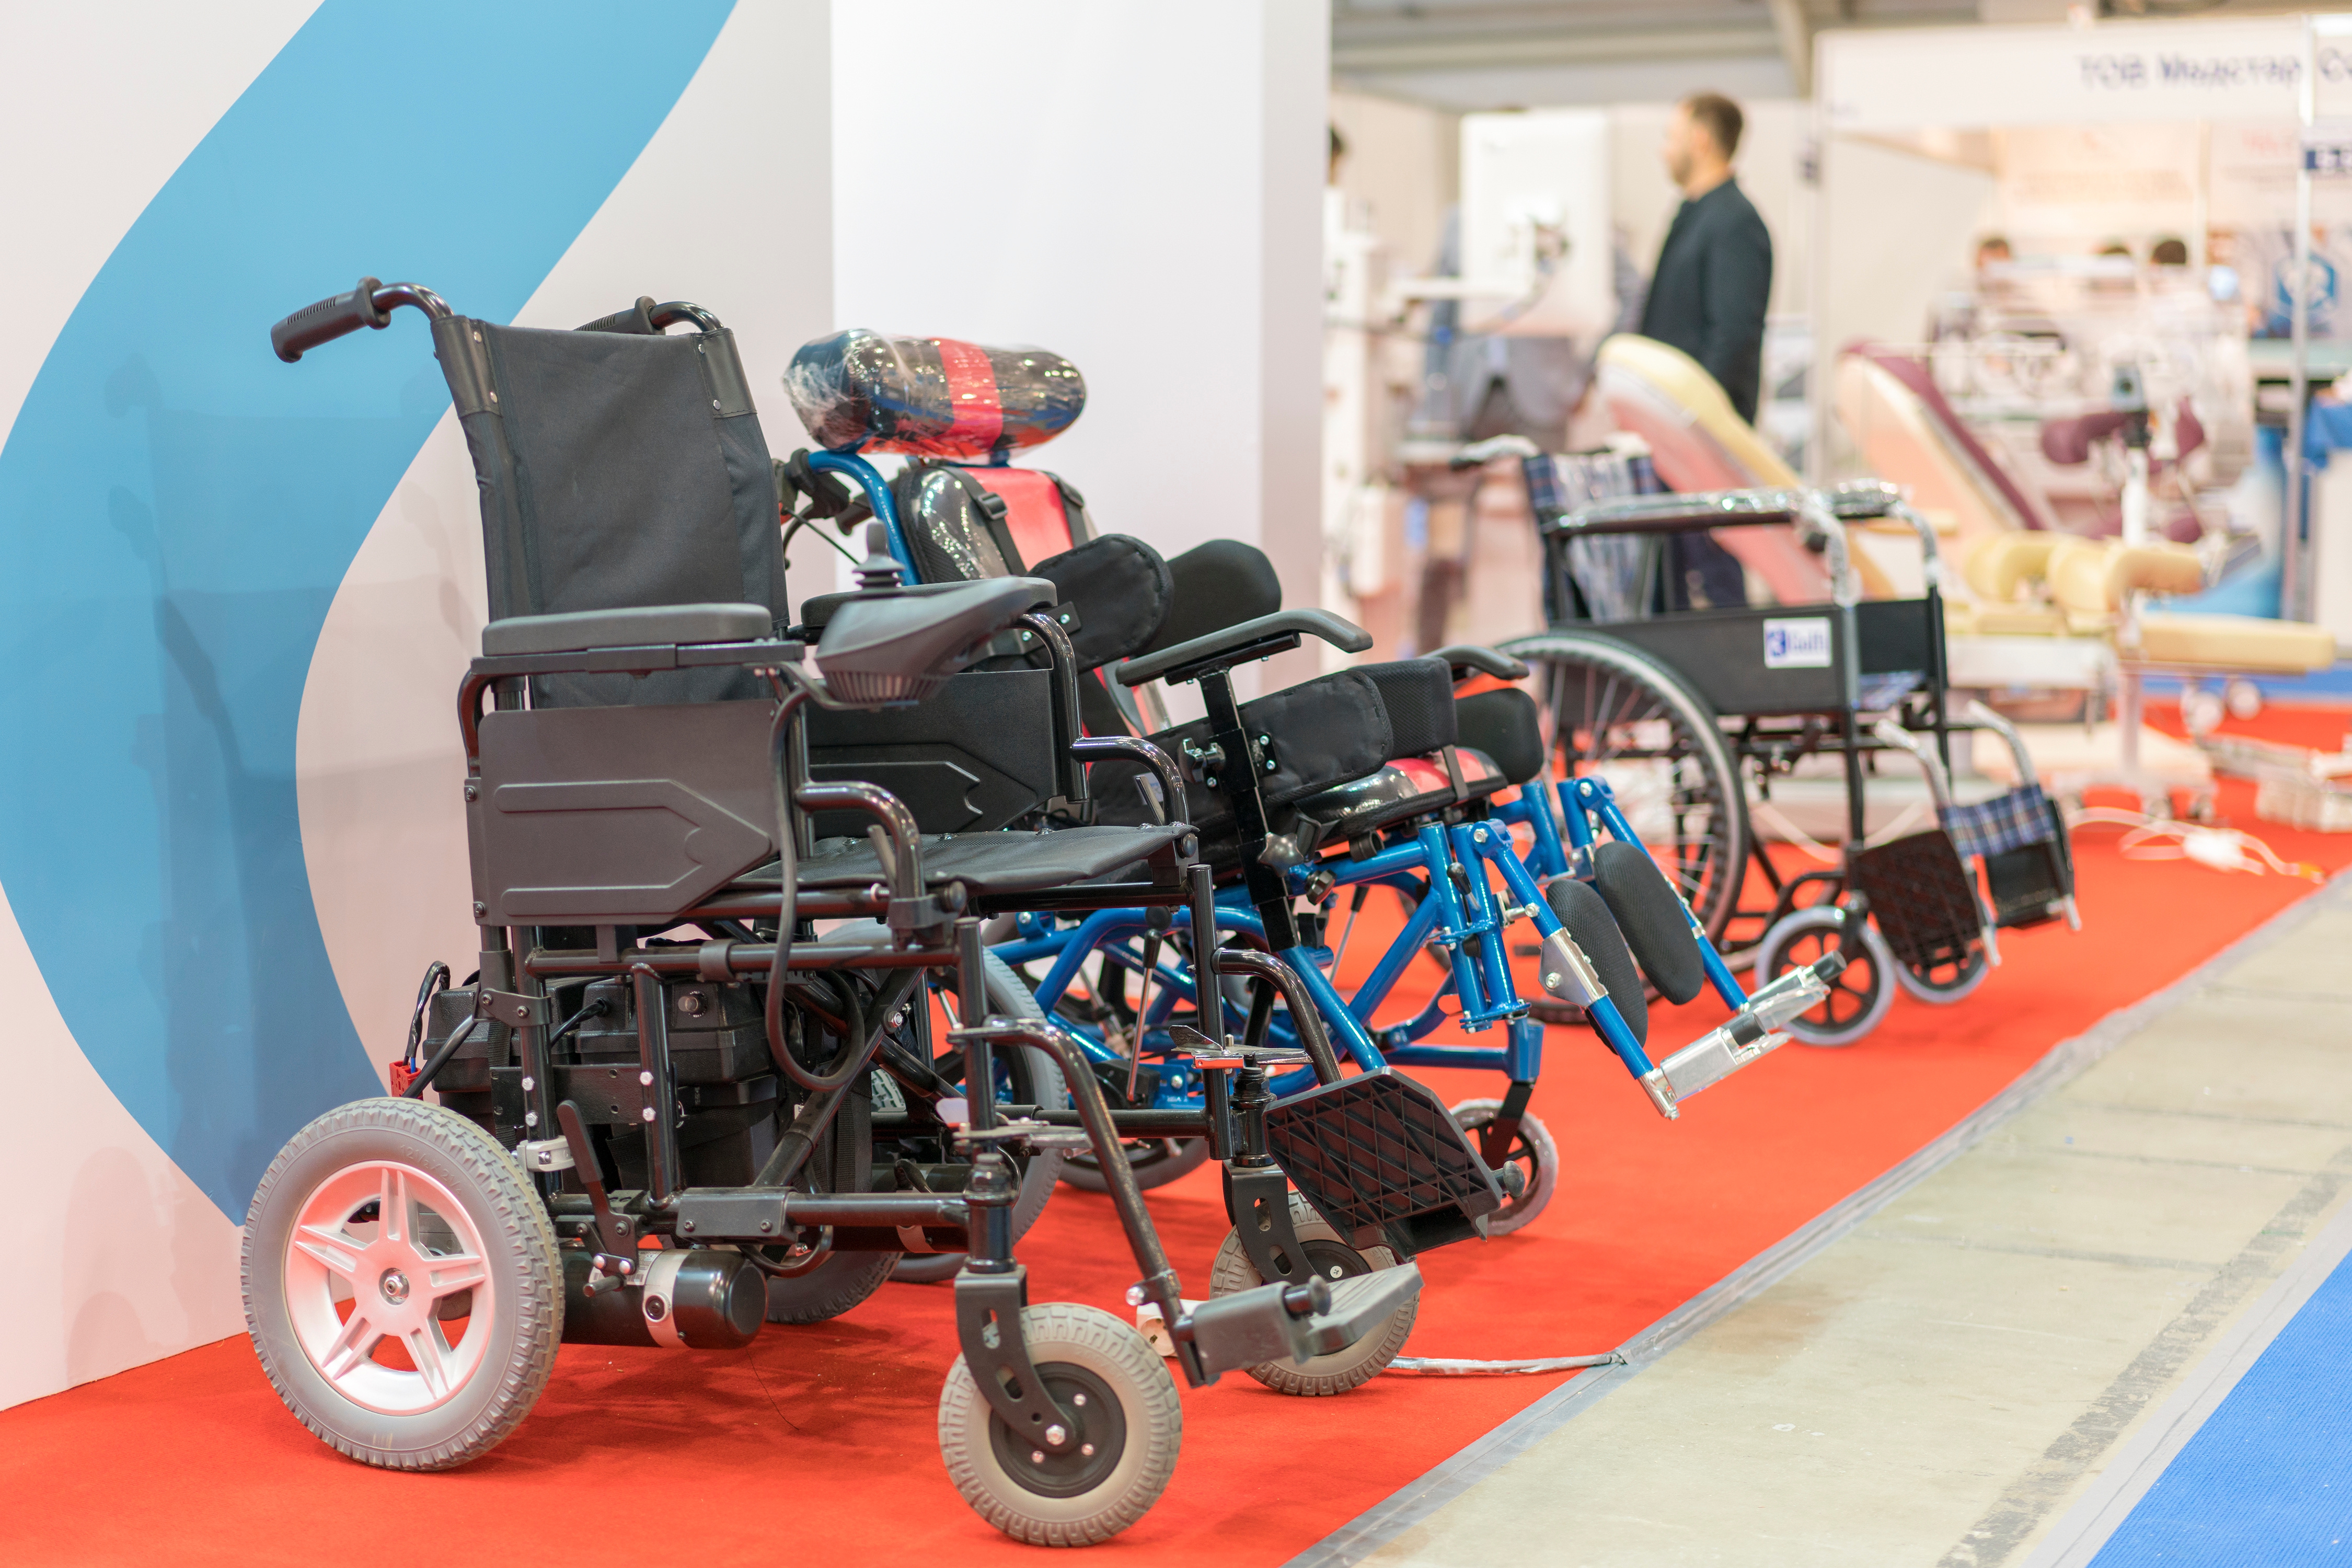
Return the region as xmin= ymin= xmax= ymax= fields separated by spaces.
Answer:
xmin=807 ymin=447 xmax=915 ymax=575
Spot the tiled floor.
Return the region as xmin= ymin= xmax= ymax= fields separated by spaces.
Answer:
xmin=1304 ymin=884 xmax=2352 ymax=1568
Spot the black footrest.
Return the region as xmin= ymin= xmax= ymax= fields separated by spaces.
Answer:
xmin=1264 ymin=1069 xmax=1504 ymax=1255
xmin=1187 ymin=1263 xmax=1423 ymax=1378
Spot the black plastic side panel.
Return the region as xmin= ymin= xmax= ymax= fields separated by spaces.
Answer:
xmin=1574 ymin=608 xmax=1856 ymax=718
xmin=474 ymin=698 xmax=776 ymax=927
xmin=804 ymin=667 xmax=1056 ymax=834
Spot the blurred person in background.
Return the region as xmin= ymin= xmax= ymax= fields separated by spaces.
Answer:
xmin=1640 ymin=90 xmax=1770 ymax=608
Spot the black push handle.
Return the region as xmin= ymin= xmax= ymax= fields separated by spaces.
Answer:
xmin=271 ymin=276 xmax=388 ymax=362
xmin=578 ymin=296 xmax=660 ymax=335
xmin=271 ymin=278 xmax=451 ymax=363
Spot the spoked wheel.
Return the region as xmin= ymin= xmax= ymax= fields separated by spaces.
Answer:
xmin=243 ymin=1098 xmax=561 ymax=1470
xmin=938 ymin=1303 xmax=1181 ymax=1545
xmin=895 ymin=952 xmax=1068 ymax=1284
xmin=1206 ymin=1192 xmax=1415 ymax=1395
xmin=1503 ymin=628 xmax=1748 ymax=942
xmin=1754 ymin=907 xmax=1895 ymax=1046
xmin=1449 ymin=1099 xmax=1558 ymax=1235
xmin=1893 ymin=942 xmax=1991 ymax=1006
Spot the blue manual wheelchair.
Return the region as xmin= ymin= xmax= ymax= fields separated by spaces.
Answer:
xmin=776 ymin=330 xmax=1852 ymax=1270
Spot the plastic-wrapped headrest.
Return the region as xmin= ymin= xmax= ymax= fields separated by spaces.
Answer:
xmin=785 ymin=329 xmax=1085 ymax=459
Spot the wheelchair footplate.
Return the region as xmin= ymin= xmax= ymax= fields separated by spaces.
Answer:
xmin=1262 ymin=1068 xmax=1507 ymax=1256
xmin=1643 ymin=949 xmax=1848 ymax=1114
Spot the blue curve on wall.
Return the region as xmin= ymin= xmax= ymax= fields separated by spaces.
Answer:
xmin=0 ymin=0 xmax=734 ymax=1219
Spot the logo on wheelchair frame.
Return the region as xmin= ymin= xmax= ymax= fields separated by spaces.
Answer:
xmin=1762 ymin=617 xmax=1832 ymax=670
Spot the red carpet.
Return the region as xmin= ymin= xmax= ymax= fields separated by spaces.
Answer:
xmin=4 ymin=704 xmax=2347 ymax=1566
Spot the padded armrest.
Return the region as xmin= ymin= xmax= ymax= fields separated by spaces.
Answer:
xmin=1427 ymin=643 xmax=1530 ymax=683
xmin=800 ymin=578 xmax=1055 ymax=633
xmin=481 ymin=602 xmax=773 ymax=656
xmin=1114 ymin=609 xmax=1372 ymax=687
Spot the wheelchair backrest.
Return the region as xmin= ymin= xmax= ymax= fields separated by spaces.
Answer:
xmin=433 ymin=313 xmax=787 ymax=707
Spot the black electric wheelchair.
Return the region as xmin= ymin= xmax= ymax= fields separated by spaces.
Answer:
xmin=240 ymin=282 xmax=1503 ymax=1543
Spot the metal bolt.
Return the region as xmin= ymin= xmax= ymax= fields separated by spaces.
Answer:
xmin=1473 ymin=827 xmax=1489 ymax=843
xmin=1124 ymin=1284 xmax=1146 ymax=1306
xmin=473 ymin=901 xmax=487 ymax=918
xmin=677 ymin=990 xmax=707 ymax=1017
xmin=682 ymin=1220 xmax=696 ymax=1233
xmin=639 ymin=1069 xmax=654 ymax=1086
xmin=1031 ymin=1450 xmax=1045 ymax=1465
xmin=520 ymin=1076 xmax=534 ymax=1092
xmin=758 ymin=1220 xmax=772 ymax=1232
xmin=471 ymin=330 xmax=481 ymax=341
xmin=524 ymin=1111 xmax=538 ymax=1127
xmin=1259 ymin=735 xmax=1271 ymax=746
xmin=1045 ymin=1424 xmax=1067 ymax=1445
xmin=1544 ymin=972 xmax=1561 ymax=988
xmin=640 ymin=1106 xmax=656 ymax=1123
xmin=463 ymin=782 xmax=478 ymax=802
xmin=1080 ymin=1443 xmax=1096 ymax=1457
xmin=1073 ymin=1392 xmax=1087 ymax=1407
xmin=1329 ymin=1265 xmax=1343 ymax=1278
xmin=487 ymin=390 xmax=497 ymax=403
xmin=380 ymin=1270 xmax=409 ymax=1304
xmin=711 ymin=398 xmax=721 ymax=409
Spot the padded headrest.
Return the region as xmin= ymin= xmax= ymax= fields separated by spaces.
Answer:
xmin=785 ymin=329 xmax=1085 ymax=460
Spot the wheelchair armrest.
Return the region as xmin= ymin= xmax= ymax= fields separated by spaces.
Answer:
xmin=1114 ymin=609 xmax=1371 ymax=688
xmin=799 ymin=578 xmax=1055 ymax=636
xmin=817 ymin=578 xmax=1058 ymax=704
xmin=1427 ymin=643 xmax=1530 ymax=684
xmin=480 ymin=602 xmax=774 ymax=657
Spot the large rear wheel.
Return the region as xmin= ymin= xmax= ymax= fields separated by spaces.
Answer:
xmin=243 ymin=1098 xmax=561 ymax=1470
xmin=1503 ymin=629 xmax=1747 ymax=942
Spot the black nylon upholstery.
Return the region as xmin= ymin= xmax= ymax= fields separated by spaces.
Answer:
xmin=1358 ymin=659 xmax=1457 ymax=758
xmin=442 ymin=318 xmax=785 ymax=708
xmin=1146 ymin=539 xmax=1283 ymax=654
xmin=1028 ymin=535 xmax=1172 ymax=668
xmin=1454 ymin=688 xmax=1546 ymax=785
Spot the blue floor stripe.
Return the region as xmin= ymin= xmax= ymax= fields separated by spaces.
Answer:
xmin=2092 ymin=1245 xmax=2352 ymax=1565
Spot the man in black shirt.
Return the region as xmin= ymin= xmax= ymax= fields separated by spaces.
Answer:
xmin=1638 ymin=91 xmax=1772 ymax=606
xmin=1639 ymin=92 xmax=1773 ymax=423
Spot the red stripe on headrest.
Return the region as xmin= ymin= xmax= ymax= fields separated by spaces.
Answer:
xmin=936 ymin=338 xmax=1004 ymax=455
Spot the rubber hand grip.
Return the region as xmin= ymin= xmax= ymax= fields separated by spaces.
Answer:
xmin=271 ymin=276 xmax=388 ymax=363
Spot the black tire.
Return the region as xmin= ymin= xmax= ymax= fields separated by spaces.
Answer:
xmin=765 ymin=1246 xmax=899 ymax=1323
xmin=1206 ymin=1193 xmax=1415 ymax=1395
xmin=1754 ymin=907 xmax=1895 ymax=1046
xmin=1058 ymin=1134 xmax=1215 ymax=1195
xmin=1894 ymin=942 xmax=1991 ymax=1005
xmin=894 ymin=952 xmax=1066 ymax=1284
xmin=938 ymin=1303 xmax=1181 ymax=1545
xmin=1449 ymin=1099 xmax=1559 ymax=1235
xmin=1502 ymin=628 xmax=1747 ymax=942
xmin=242 ymin=1098 xmax=561 ymax=1470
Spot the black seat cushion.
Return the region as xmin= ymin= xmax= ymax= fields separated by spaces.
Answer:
xmin=785 ymin=824 xmax=1187 ymax=893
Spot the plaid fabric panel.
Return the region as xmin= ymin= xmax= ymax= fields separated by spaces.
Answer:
xmin=1943 ymin=785 xmax=2057 ymax=860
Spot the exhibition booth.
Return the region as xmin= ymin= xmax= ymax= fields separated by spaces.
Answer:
xmin=2 ymin=5 xmax=2348 ymax=1566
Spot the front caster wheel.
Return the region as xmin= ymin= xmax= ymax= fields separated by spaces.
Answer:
xmin=1206 ymin=1192 xmax=1415 ymax=1395
xmin=1893 ymin=940 xmax=1990 ymax=1006
xmin=1449 ymin=1099 xmax=1558 ymax=1235
xmin=242 ymin=1097 xmax=562 ymax=1470
xmin=938 ymin=1303 xmax=1181 ymax=1546
xmin=1754 ymin=907 xmax=1895 ymax=1046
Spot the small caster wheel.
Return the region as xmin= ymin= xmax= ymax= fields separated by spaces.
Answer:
xmin=242 ymin=1097 xmax=562 ymax=1470
xmin=1206 ymin=1192 xmax=1415 ymax=1395
xmin=1753 ymin=907 xmax=1895 ymax=1046
xmin=938 ymin=1303 xmax=1181 ymax=1545
xmin=1449 ymin=1098 xmax=1558 ymax=1235
xmin=2180 ymin=683 xmax=2225 ymax=737
xmin=1893 ymin=940 xmax=1991 ymax=1006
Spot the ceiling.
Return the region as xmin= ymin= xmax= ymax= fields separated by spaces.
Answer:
xmin=1331 ymin=0 xmax=2323 ymax=109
